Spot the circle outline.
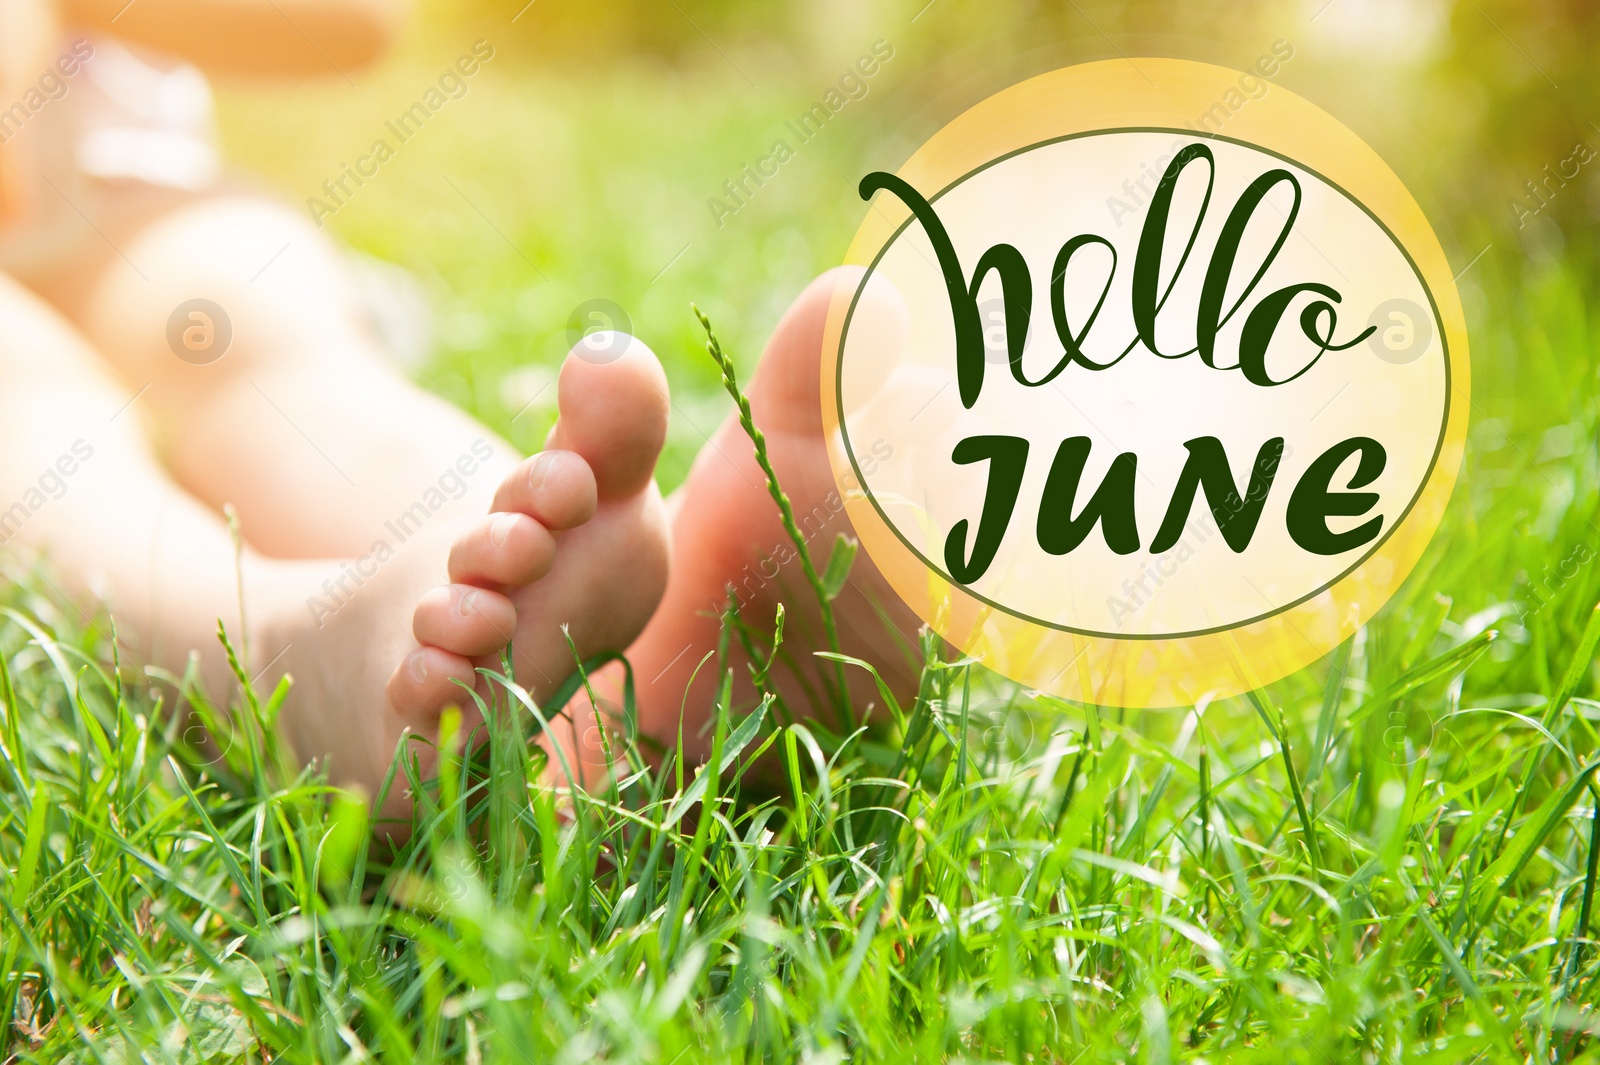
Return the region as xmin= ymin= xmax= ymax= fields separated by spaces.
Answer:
xmin=834 ymin=125 xmax=1452 ymax=641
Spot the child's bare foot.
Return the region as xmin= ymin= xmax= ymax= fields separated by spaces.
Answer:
xmin=619 ymin=270 xmax=925 ymax=767
xmin=259 ymin=335 xmax=669 ymax=820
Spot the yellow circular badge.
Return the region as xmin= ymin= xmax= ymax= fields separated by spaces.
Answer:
xmin=822 ymin=59 xmax=1468 ymax=707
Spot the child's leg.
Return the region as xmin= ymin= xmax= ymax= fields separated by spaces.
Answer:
xmin=0 ymin=269 xmax=316 ymax=696
xmin=54 ymin=194 xmax=523 ymax=559
xmin=612 ymin=270 xmax=927 ymax=769
xmin=0 ymin=269 xmax=672 ymax=814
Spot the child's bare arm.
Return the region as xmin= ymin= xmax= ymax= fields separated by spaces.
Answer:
xmin=56 ymin=0 xmax=410 ymax=76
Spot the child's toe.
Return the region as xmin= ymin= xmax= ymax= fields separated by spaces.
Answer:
xmin=386 ymin=646 xmax=479 ymax=722
xmin=491 ymin=450 xmax=597 ymax=530
xmin=549 ymin=337 xmax=669 ymax=500
xmin=448 ymin=512 xmax=556 ymax=587
xmin=412 ymin=584 xmax=516 ymax=657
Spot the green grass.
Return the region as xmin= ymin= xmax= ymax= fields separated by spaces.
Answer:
xmin=6 ymin=2 xmax=1600 ymax=1059
xmin=3 ymin=265 xmax=1600 ymax=1060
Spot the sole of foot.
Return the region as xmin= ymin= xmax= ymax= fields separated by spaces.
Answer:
xmin=261 ymin=333 xmax=671 ymax=826
xmin=619 ymin=269 xmax=926 ymax=767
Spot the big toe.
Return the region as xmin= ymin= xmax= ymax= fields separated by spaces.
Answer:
xmin=548 ymin=333 xmax=669 ymax=499
xmin=746 ymin=267 xmax=908 ymax=435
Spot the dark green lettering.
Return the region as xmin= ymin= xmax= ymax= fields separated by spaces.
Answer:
xmin=944 ymin=435 xmax=1029 ymax=583
xmin=1150 ymin=436 xmax=1284 ymax=552
xmin=1037 ymin=437 xmax=1140 ymax=555
xmin=1286 ymin=437 xmax=1387 ymax=554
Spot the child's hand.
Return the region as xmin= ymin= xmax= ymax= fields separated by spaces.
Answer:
xmin=0 ymin=0 xmax=57 ymax=114
xmin=0 ymin=0 xmax=59 ymax=223
xmin=56 ymin=0 xmax=410 ymax=77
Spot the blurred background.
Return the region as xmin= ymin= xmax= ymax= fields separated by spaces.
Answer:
xmin=207 ymin=0 xmax=1598 ymax=490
